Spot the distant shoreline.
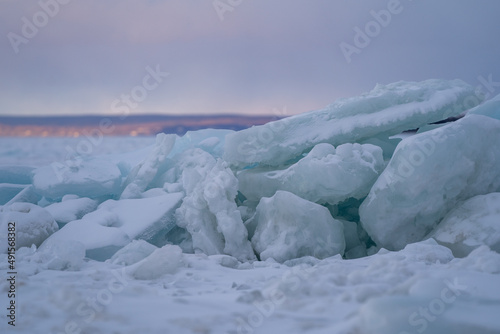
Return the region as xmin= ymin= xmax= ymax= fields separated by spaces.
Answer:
xmin=0 ymin=114 xmax=281 ymax=137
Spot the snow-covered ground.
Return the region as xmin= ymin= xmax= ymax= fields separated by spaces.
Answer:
xmin=1 ymin=79 xmax=500 ymax=334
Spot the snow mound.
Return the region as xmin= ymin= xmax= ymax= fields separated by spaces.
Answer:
xmin=251 ymin=191 xmax=345 ymax=262
xmin=428 ymin=193 xmax=500 ymax=257
xmin=0 ymin=203 xmax=58 ymax=252
xmin=360 ymin=115 xmax=500 ymax=250
xmin=238 ymin=142 xmax=384 ymax=205
xmin=224 ymin=79 xmax=480 ymax=167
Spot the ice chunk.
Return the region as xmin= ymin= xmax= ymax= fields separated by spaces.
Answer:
xmin=0 ymin=183 xmax=26 ymax=205
xmin=428 ymin=193 xmax=500 ymax=257
xmin=44 ymin=196 xmax=98 ymax=226
xmin=251 ymin=191 xmax=345 ymax=263
xmin=128 ymin=244 xmax=182 ymax=280
xmin=360 ymin=115 xmax=500 ymax=250
xmin=238 ymin=143 xmax=384 ymax=205
xmin=0 ymin=165 xmax=34 ymax=184
xmin=224 ymin=79 xmax=481 ymax=167
xmin=109 ymin=239 xmax=158 ymax=266
xmin=468 ymin=93 xmax=500 ymax=120
xmin=341 ymin=219 xmax=367 ymax=259
xmin=120 ymin=133 xmax=176 ymax=199
xmin=46 ymin=193 xmax=183 ymax=260
xmin=4 ymin=185 xmax=41 ymax=206
xmin=170 ymin=129 xmax=233 ymax=158
xmin=0 ymin=203 xmax=58 ymax=252
xmin=33 ymin=158 xmax=122 ymax=200
xmin=175 ymin=148 xmax=256 ymax=261
xmin=37 ymin=238 xmax=86 ymax=271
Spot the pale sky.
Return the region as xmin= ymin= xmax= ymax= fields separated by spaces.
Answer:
xmin=1 ymin=0 xmax=499 ymax=117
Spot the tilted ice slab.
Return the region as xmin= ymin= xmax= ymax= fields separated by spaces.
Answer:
xmin=175 ymin=148 xmax=256 ymax=262
xmin=359 ymin=114 xmax=500 ymax=250
xmin=468 ymin=93 xmax=500 ymax=120
xmin=224 ymin=79 xmax=481 ymax=167
xmin=0 ymin=203 xmax=58 ymax=253
xmin=251 ymin=190 xmax=345 ymax=263
xmin=47 ymin=193 xmax=183 ymax=260
xmin=120 ymin=133 xmax=176 ymax=199
xmin=238 ymin=142 xmax=384 ymax=205
xmin=428 ymin=193 xmax=500 ymax=257
xmin=32 ymin=158 xmax=122 ymax=200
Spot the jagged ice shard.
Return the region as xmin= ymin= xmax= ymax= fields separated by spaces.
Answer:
xmin=224 ymin=79 xmax=482 ymax=167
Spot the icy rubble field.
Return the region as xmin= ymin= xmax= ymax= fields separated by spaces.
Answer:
xmin=1 ymin=79 xmax=500 ymax=334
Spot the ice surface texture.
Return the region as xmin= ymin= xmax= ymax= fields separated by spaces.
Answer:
xmin=238 ymin=142 xmax=384 ymax=205
xmin=174 ymin=148 xmax=255 ymax=261
xmin=33 ymin=158 xmax=122 ymax=200
xmin=46 ymin=193 xmax=183 ymax=260
xmin=429 ymin=193 xmax=500 ymax=257
xmin=360 ymin=114 xmax=500 ymax=250
xmin=0 ymin=203 xmax=58 ymax=252
xmin=224 ymin=79 xmax=481 ymax=167
xmin=251 ymin=191 xmax=345 ymax=262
